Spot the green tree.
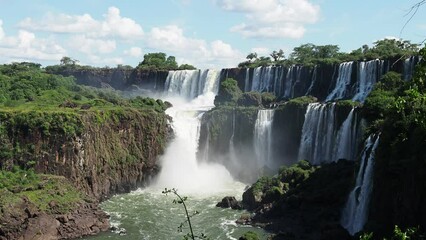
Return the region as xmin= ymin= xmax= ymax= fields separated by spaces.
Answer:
xmin=137 ymin=52 xmax=180 ymax=70
xmin=178 ymin=64 xmax=197 ymax=70
xmin=246 ymin=52 xmax=258 ymax=63
xmin=60 ymin=56 xmax=78 ymax=65
xmin=270 ymin=49 xmax=285 ymax=62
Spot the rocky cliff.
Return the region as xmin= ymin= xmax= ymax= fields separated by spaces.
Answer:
xmin=0 ymin=108 xmax=172 ymax=239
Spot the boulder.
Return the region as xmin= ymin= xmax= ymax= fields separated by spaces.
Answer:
xmin=216 ymin=196 xmax=243 ymax=210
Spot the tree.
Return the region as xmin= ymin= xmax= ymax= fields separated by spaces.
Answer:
xmin=178 ymin=64 xmax=197 ymax=70
xmin=137 ymin=52 xmax=180 ymax=70
xmin=270 ymin=49 xmax=285 ymax=62
xmin=60 ymin=56 xmax=78 ymax=65
xmin=246 ymin=52 xmax=258 ymax=63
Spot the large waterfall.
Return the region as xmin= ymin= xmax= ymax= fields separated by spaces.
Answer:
xmin=164 ymin=69 xmax=220 ymax=100
xmin=298 ymin=103 xmax=361 ymax=165
xmin=341 ymin=135 xmax=380 ymax=235
xmin=154 ymin=69 xmax=234 ymax=194
xmin=254 ymin=109 xmax=276 ymax=170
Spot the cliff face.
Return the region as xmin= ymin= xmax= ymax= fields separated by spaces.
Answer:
xmin=0 ymin=109 xmax=171 ymax=239
xmin=0 ymin=109 xmax=171 ymax=200
xmin=367 ymin=118 xmax=426 ymax=237
xmin=50 ymin=68 xmax=169 ymax=92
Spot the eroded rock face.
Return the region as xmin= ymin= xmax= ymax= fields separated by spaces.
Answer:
xmin=0 ymin=110 xmax=172 ymax=239
xmin=0 ymin=200 xmax=109 ymax=240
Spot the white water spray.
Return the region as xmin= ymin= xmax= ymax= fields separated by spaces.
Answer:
xmin=153 ymin=70 xmax=236 ymax=194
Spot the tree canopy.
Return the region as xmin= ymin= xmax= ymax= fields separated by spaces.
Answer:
xmin=137 ymin=52 xmax=196 ymax=70
xmin=238 ymin=39 xmax=420 ymax=68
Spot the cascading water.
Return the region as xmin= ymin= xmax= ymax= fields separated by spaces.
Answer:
xmin=298 ymin=103 xmax=337 ymax=165
xmin=244 ymin=68 xmax=250 ymax=92
xmin=298 ymin=103 xmax=360 ymax=164
xmin=326 ymin=62 xmax=353 ymax=101
xmin=404 ymin=56 xmax=419 ymax=81
xmin=333 ymin=108 xmax=357 ymax=161
xmin=352 ymin=60 xmax=383 ymax=102
xmin=305 ymin=66 xmax=317 ymax=95
xmin=254 ymin=109 xmax=275 ymax=170
xmin=283 ymin=65 xmax=302 ymax=99
xmin=87 ymin=69 xmax=267 ymax=239
xmin=164 ymin=69 xmax=220 ymax=100
xmin=341 ymin=135 xmax=380 ymax=235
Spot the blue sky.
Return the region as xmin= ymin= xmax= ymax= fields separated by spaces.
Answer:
xmin=0 ymin=0 xmax=424 ymax=69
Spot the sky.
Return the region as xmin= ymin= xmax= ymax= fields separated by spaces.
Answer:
xmin=0 ymin=0 xmax=424 ymax=69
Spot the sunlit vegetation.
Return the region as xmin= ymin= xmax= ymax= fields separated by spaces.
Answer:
xmin=239 ymin=39 xmax=419 ymax=68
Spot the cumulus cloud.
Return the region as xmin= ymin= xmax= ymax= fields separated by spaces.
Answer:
xmin=251 ymin=47 xmax=270 ymax=55
xmin=69 ymin=35 xmax=116 ymax=54
xmin=19 ymin=6 xmax=144 ymax=40
xmin=146 ymin=25 xmax=243 ymax=68
xmin=216 ymin=0 xmax=320 ymax=39
xmin=124 ymin=47 xmax=143 ymax=57
xmin=0 ymin=20 xmax=66 ymax=62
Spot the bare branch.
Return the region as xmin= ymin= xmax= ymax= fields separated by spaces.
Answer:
xmin=400 ymin=0 xmax=426 ymax=38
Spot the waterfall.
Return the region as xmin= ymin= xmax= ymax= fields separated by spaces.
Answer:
xmin=404 ymin=56 xmax=419 ymax=81
xmin=352 ymin=60 xmax=383 ymax=102
xmin=298 ymin=103 xmax=336 ymax=165
xmin=326 ymin=62 xmax=353 ymax=101
xmin=333 ymin=108 xmax=357 ymax=161
xmin=244 ymin=68 xmax=250 ymax=92
xmin=283 ymin=65 xmax=302 ymax=99
xmin=154 ymin=69 xmax=233 ymax=194
xmin=164 ymin=69 xmax=220 ymax=100
xmin=305 ymin=66 xmax=317 ymax=95
xmin=298 ymin=103 xmax=360 ymax=164
xmin=250 ymin=66 xmax=284 ymax=93
xmin=254 ymin=109 xmax=275 ymax=170
xmin=341 ymin=135 xmax=380 ymax=235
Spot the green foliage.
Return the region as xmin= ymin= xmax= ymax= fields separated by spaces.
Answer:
xmin=0 ymin=168 xmax=82 ymax=214
xmin=260 ymin=92 xmax=276 ymax=106
xmin=137 ymin=52 xmax=195 ymax=70
xmin=289 ymin=43 xmax=341 ymax=66
xmin=237 ymin=92 xmax=262 ymax=107
xmin=237 ymin=39 xmax=419 ymax=68
xmin=239 ymin=231 xmax=260 ymax=240
xmin=214 ymin=78 xmax=243 ymax=106
xmin=360 ymin=225 xmax=424 ymax=240
xmin=284 ymin=96 xmax=317 ymax=109
xmin=178 ymin=64 xmax=197 ymax=70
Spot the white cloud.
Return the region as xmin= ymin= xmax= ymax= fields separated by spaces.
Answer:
xmin=216 ymin=0 xmax=320 ymax=39
xmin=0 ymin=20 xmax=66 ymax=62
xmin=69 ymin=35 xmax=116 ymax=54
xmin=19 ymin=6 xmax=144 ymax=40
xmin=124 ymin=47 xmax=143 ymax=57
xmin=88 ymin=55 xmax=124 ymax=65
xmin=251 ymin=47 xmax=270 ymax=55
xmin=99 ymin=7 xmax=144 ymax=39
xmin=146 ymin=25 xmax=243 ymax=68
xmin=0 ymin=20 xmax=4 ymax=40
xmin=19 ymin=13 xmax=98 ymax=34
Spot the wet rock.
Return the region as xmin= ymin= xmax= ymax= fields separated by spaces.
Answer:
xmin=216 ymin=196 xmax=243 ymax=210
